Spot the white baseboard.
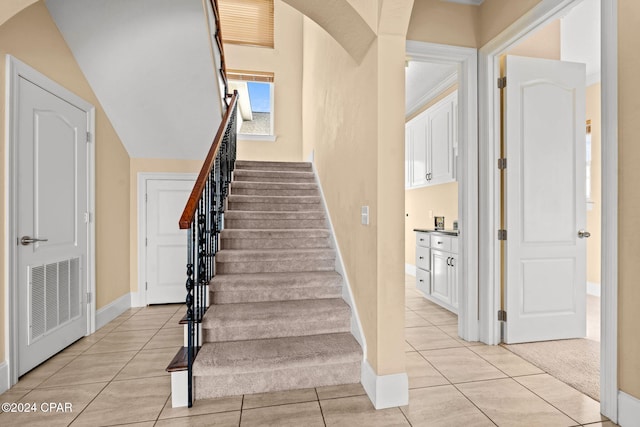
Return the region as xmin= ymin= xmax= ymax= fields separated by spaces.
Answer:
xmin=619 ymin=391 xmax=640 ymax=427
xmin=361 ymin=360 xmax=409 ymax=409
xmin=96 ymin=292 xmax=132 ymax=330
xmin=405 ymin=264 xmax=416 ymax=276
xmin=587 ymin=282 xmax=601 ymax=297
xmin=0 ymin=361 xmax=8 ymax=394
xmin=130 ymin=290 xmax=145 ymax=308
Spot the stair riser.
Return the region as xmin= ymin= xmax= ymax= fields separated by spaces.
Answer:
xmin=211 ymin=286 xmax=343 ymax=304
xmin=221 ymin=238 xmax=331 ymax=250
xmin=235 ymin=161 xmax=312 ymax=171
xmin=227 ymin=202 xmax=323 ymax=212
xmin=235 ymin=166 xmax=312 ymax=172
xmin=224 ymin=219 xmax=327 ymax=229
xmin=194 ymin=362 xmax=361 ymax=399
xmin=216 ymin=259 xmax=335 ymax=274
xmin=203 ymin=317 xmax=350 ymax=342
xmin=233 ymin=175 xmax=315 ymax=183
xmin=231 ymin=188 xmax=319 ymax=197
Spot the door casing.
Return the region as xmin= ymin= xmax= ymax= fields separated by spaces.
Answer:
xmin=478 ymin=0 xmax=618 ymax=420
xmin=5 ymin=55 xmax=96 ymax=387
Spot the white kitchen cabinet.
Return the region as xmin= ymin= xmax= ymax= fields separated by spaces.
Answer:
xmin=414 ymin=231 xmax=458 ymax=314
xmin=405 ymin=91 xmax=457 ymax=189
xmin=415 ymin=232 xmax=431 ymax=295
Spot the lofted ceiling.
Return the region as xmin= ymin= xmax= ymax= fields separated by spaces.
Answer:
xmin=405 ymin=60 xmax=457 ymax=115
xmin=45 ymin=0 xmax=221 ymax=160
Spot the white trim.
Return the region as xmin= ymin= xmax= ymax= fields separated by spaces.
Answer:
xmin=0 ymin=361 xmax=8 ymax=394
xmin=137 ymin=172 xmax=197 ymax=308
xmin=96 ymin=292 xmax=132 ymax=330
xmin=405 ymin=263 xmax=417 ymax=276
xmin=405 ymin=71 xmax=457 ymax=118
xmin=587 ymin=70 xmax=601 ymax=87
xmin=442 ymin=0 xmax=484 ymax=5
xmin=361 ymin=360 xmax=409 ymax=409
xmin=619 ymin=391 xmax=640 ymax=427
xmin=310 ymin=159 xmax=367 ymax=355
xmin=238 ymin=134 xmax=277 ymax=142
xmin=406 ymin=41 xmax=479 ymax=343
xmin=171 ymin=371 xmax=189 ymax=408
xmin=587 ymin=282 xmax=601 ymax=297
xmin=4 ymin=56 xmax=96 ymax=387
xmin=478 ymin=0 xmax=618 ymax=420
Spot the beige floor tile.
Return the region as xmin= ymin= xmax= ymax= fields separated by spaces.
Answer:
xmin=405 ymin=311 xmax=433 ymax=328
xmin=421 ymin=347 xmax=508 ymax=383
xmin=156 ymin=412 xmax=240 ymax=426
xmin=12 ymin=353 xmax=77 ymax=389
xmin=143 ymin=327 xmax=184 ymax=350
xmin=417 ymin=310 xmax=458 ymax=325
xmin=0 ymin=388 xmax=31 ymax=403
xmin=405 ymin=326 xmax=462 ymax=351
xmin=321 ymin=395 xmax=410 ymax=426
xmin=83 ymin=329 xmax=157 ymax=354
xmin=137 ymin=304 xmax=183 ymax=316
xmin=406 ymin=352 xmax=449 ymax=389
xmin=70 ymin=376 xmax=170 ymax=426
xmin=583 ymin=422 xmax=618 ymax=427
xmin=405 ymin=340 xmax=416 ymax=352
xmin=457 ymin=378 xmax=577 ymax=427
xmin=401 ymin=385 xmax=494 ymax=427
xmin=0 ymin=382 xmax=106 ymax=427
xmin=470 ymin=345 xmax=544 ymax=377
xmin=114 ymin=347 xmax=177 ymax=381
xmin=242 ymin=388 xmax=317 ymax=409
xmin=406 ymin=299 xmax=445 ymax=312
xmin=114 ymin=315 xmax=171 ymax=332
xmin=60 ymin=334 xmax=106 ymax=355
xmin=241 ymin=401 xmax=324 ymax=427
xmin=515 ymin=374 xmax=605 ymax=425
xmin=38 ymin=351 xmax=136 ymax=388
xmin=105 ymin=423 xmax=155 ymax=427
xmin=316 ymin=383 xmax=366 ymax=400
xmin=158 ymin=395 xmax=242 ymax=419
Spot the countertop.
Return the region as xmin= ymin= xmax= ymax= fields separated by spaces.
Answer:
xmin=413 ymin=228 xmax=460 ymax=236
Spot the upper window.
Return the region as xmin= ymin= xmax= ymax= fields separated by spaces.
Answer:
xmin=228 ymin=70 xmax=274 ymax=137
xmin=218 ymin=0 xmax=274 ymax=48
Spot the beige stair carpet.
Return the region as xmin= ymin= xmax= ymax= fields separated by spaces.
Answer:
xmin=192 ymin=160 xmax=362 ymax=400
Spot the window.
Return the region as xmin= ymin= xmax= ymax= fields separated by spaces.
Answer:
xmin=218 ymin=0 xmax=274 ymax=48
xmin=228 ymin=70 xmax=274 ymax=138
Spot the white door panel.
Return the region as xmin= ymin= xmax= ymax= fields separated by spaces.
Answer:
xmin=409 ymin=116 xmax=428 ymax=186
xmin=146 ymin=179 xmax=194 ymax=304
xmin=17 ymin=77 xmax=89 ymax=375
xmin=428 ymin=101 xmax=454 ymax=185
xmin=504 ymin=55 xmax=586 ymax=343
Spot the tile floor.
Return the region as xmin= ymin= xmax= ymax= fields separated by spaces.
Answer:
xmin=0 ymin=277 xmax=616 ymax=426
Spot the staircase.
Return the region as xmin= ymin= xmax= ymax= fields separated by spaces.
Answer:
xmin=192 ymin=160 xmax=362 ymax=400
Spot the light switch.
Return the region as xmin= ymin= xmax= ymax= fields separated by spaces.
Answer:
xmin=361 ymin=206 xmax=369 ymax=225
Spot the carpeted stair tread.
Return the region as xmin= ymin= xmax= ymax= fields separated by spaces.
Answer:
xmin=193 ymin=333 xmax=361 ymax=376
xmin=220 ymin=229 xmax=331 ymax=249
xmin=211 ymin=271 xmax=343 ymax=291
xmin=230 ymin=181 xmax=318 ymax=190
xmin=224 ymin=211 xmax=326 ymax=220
xmin=233 ymin=169 xmax=316 ymax=183
xmin=202 ymin=299 xmax=351 ymax=341
xmin=216 ymin=248 xmax=335 ymax=262
xmin=228 ymin=195 xmax=322 ymax=204
xmin=220 ymin=229 xmax=330 ymax=239
xmin=235 ymin=161 xmax=312 ymax=172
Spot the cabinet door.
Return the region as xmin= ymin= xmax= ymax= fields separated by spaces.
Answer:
xmin=449 ymin=253 xmax=458 ymax=310
xmin=416 ymin=267 xmax=431 ymax=295
xmin=427 ymin=98 xmax=454 ymax=185
xmin=409 ymin=115 xmax=428 ymax=187
xmin=431 ymin=250 xmax=451 ymax=306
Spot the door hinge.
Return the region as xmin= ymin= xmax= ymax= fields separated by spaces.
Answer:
xmin=497 ymin=158 xmax=507 ymax=170
xmin=145 ymin=193 xmax=148 ymax=202
xmin=86 ymin=131 xmax=92 ymax=143
xmin=498 ymin=310 xmax=507 ymax=322
xmin=84 ymin=212 xmax=91 ymax=223
xmin=86 ymin=291 xmax=92 ymax=302
xmin=145 ymin=282 xmax=148 ymax=291
xmin=498 ymin=229 xmax=507 ymax=240
xmin=497 ymin=77 xmax=507 ymax=89
xmin=145 ymin=237 xmax=148 ymax=247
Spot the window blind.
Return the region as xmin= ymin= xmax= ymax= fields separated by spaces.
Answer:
xmin=227 ymin=69 xmax=274 ymax=83
xmin=218 ymin=0 xmax=274 ymax=48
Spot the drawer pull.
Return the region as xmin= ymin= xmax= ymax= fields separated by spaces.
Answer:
xmin=419 ymin=238 xmax=424 ymax=242
xmin=419 ymin=256 xmax=424 ymax=260
xmin=437 ymin=241 xmax=442 ymax=245
xmin=419 ymin=279 xmax=424 ymax=283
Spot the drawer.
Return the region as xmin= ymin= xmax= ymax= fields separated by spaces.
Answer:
xmin=416 ymin=268 xmax=431 ymax=295
xmin=416 ymin=232 xmax=430 ymax=248
xmin=416 ymin=246 xmax=430 ymax=271
xmin=430 ymin=234 xmax=451 ymax=252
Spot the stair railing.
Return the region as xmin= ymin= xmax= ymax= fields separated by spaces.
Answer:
xmin=178 ymin=91 xmax=238 ymax=407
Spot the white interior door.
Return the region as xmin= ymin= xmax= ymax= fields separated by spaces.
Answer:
xmin=146 ymin=178 xmax=194 ymax=304
xmin=17 ymin=77 xmax=90 ymax=375
xmin=504 ymin=55 xmax=587 ymax=344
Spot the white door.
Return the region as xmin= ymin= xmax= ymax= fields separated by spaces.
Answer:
xmin=504 ymin=55 xmax=587 ymax=343
xmin=17 ymin=76 xmax=90 ymax=375
xmin=428 ymin=98 xmax=454 ymax=185
xmin=409 ymin=115 xmax=428 ymax=187
xmin=145 ymin=179 xmax=195 ymax=304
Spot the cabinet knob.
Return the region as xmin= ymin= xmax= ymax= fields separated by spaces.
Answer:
xmin=419 ymin=238 xmax=424 ymax=242
xmin=419 ymin=256 xmax=424 ymax=260
xmin=419 ymin=279 xmax=424 ymax=283
xmin=436 ymin=241 xmax=442 ymax=245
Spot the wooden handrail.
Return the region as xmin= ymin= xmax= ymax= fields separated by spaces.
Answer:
xmin=179 ymin=92 xmax=238 ymax=229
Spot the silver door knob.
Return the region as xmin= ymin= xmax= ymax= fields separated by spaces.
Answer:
xmin=20 ymin=236 xmax=48 ymax=245
xmin=577 ymin=230 xmax=591 ymax=239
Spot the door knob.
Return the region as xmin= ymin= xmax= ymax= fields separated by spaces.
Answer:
xmin=577 ymin=230 xmax=591 ymax=239
xmin=20 ymin=236 xmax=48 ymax=246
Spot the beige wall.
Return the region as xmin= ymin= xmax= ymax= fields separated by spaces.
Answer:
xmin=0 ymin=2 xmax=131 ymax=361
xmin=477 ymin=0 xmax=542 ymax=46
xmin=226 ymin=0 xmax=303 ymax=162
xmin=0 ymin=0 xmax=38 ymax=26
xmin=405 ymin=85 xmax=459 ymax=266
xmin=128 ymin=158 xmax=203 ymax=294
xmin=506 ymin=19 xmax=561 ymax=59
xmin=618 ymin=0 xmax=640 ymax=400
xmin=586 ymin=84 xmax=601 ymax=285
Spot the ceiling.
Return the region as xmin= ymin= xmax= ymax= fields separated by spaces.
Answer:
xmin=405 ymin=60 xmax=457 ymax=114
xmin=45 ymin=0 xmax=221 ymax=160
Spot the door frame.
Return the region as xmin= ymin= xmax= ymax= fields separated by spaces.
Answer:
xmin=406 ymin=41 xmax=479 ymax=342
xmin=478 ymin=0 xmax=618 ymax=420
xmin=4 ymin=55 xmax=96 ymax=387
xmin=136 ymin=172 xmax=197 ymax=307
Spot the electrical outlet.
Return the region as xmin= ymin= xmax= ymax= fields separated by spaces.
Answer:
xmin=361 ymin=206 xmax=369 ymax=225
